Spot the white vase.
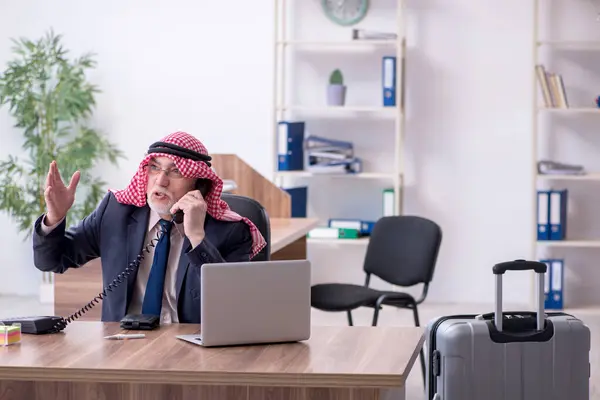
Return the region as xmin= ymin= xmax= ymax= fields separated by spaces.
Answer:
xmin=327 ymin=84 xmax=346 ymax=106
xmin=39 ymin=282 xmax=54 ymax=304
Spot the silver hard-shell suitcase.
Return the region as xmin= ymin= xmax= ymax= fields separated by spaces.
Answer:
xmin=425 ymin=259 xmax=591 ymax=400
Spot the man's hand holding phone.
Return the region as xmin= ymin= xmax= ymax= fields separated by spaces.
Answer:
xmin=44 ymin=161 xmax=80 ymax=226
xmin=170 ymin=190 xmax=207 ymax=248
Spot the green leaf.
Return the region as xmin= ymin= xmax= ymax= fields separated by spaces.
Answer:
xmin=0 ymin=29 xmax=126 ymax=239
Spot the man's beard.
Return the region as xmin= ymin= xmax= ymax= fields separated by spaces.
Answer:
xmin=147 ymin=186 xmax=175 ymax=216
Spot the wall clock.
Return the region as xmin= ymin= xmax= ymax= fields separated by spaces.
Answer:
xmin=321 ymin=0 xmax=369 ymax=26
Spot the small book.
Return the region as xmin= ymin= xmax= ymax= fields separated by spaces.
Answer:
xmin=307 ymin=227 xmax=360 ymax=239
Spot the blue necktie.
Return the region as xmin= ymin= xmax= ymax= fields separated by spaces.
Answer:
xmin=142 ymin=219 xmax=173 ymax=316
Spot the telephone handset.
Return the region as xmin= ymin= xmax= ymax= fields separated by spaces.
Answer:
xmin=173 ymin=209 xmax=184 ymax=224
xmin=166 ymin=176 xmax=211 ymax=225
xmin=196 ymin=178 xmax=212 ymax=198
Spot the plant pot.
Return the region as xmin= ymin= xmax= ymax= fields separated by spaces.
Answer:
xmin=327 ymin=84 xmax=346 ymax=106
xmin=39 ymin=282 xmax=54 ymax=304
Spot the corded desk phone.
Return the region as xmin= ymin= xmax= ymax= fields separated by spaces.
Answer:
xmin=0 ymin=180 xmax=207 ymax=335
xmin=0 ymin=212 xmax=181 ymax=334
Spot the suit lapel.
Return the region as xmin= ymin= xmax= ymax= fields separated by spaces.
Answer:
xmin=175 ymin=237 xmax=191 ymax=301
xmin=126 ymin=206 xmax=150 ymax=314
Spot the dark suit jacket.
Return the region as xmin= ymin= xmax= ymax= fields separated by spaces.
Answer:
xmin=32 ymin=191 xmax=254 ymax=323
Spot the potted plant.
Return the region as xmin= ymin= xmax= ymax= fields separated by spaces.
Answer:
xmin=327 ymin=68 xmax=346 ymax=106
xmin=0 ymin=29 xmax=124 ymax=303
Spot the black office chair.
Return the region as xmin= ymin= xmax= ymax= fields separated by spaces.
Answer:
xmin=310 ymin=215 xmax=442 ymax=387
xmin=221 ymin=193 xmax=271 ymax=261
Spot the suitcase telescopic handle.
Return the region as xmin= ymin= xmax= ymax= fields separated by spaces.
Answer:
xmin=492 ymin=259 xmax=548 ymax=332
xmin=492 ymin=259 xmax=547 ymax=275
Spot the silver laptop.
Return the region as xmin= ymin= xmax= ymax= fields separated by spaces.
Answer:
xmin=176 ymin=259 xmax=311 ymax=347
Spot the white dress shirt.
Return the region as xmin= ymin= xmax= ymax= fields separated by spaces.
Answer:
xmin=40 ymin=210 xmax=185 ymax=324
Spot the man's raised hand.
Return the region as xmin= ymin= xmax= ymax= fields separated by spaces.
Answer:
xmin=44 ymin=161 xmax=80 ymax=226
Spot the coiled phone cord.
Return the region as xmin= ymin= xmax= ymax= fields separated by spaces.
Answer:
xmin=51 ymin=224 xmax=170 ymax=333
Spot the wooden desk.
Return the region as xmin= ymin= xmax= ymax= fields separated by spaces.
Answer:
xmin=0 ymin=322 xmax=424 ymax=400
xmin=269 ymin=217 xmax=319 ymax=260
xmin=53 ymin=217 xmax=319 ymax=320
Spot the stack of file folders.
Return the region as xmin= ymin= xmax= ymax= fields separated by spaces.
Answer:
xmin=307 ymin=218 xmax=376 ymax=240
xmin=540 ymin=258 xmax=564 ymax=310
xmin=536 ymin=189 xmax=567 ymax=241
xmin=537 ymin=160 xmax=585 ymax=175
xmin=304 ymin=135 xmax=362 ymax=174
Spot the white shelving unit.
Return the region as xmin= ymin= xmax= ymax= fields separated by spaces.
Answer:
xmin=531 ymin=0 xmax=600 ymax=307
xmin=272 ymin=0 xmax=406 ymax=246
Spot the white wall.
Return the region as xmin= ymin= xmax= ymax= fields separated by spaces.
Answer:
xmin=1 ymin=0 xmax=597 ymax=308
xmin=289 ymin=0 xmax=536 ymax=307
xmin=0 ymin=0 xmax=275 ymax=296
xmin=401 ymin=0 xmax=536 ymax=304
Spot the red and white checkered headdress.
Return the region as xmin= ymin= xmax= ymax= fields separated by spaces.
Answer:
xmin=110 ymin=131 xmax=266 ymax=258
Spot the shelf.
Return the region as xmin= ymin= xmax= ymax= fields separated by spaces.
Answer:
xmin=537 ymin=173 xmax=600 ymax=181
xmin=537 ymin=40 xmax=600 ymax=49
xmin=538 ymin=107 xmax=600 ymax=113
xmin=537 ymin=240 xmax=600 ymax=248
xmin=273 ymin=0 xmax=405 ymax=219
xmin=277 ymin=105 xmax=399 ymax=116
xmin=275 ymin=171 xmax=398 ymax=179
xmin=278 ymin=40 xmax=397 ymax=48
xmin=307 ymin=237 xmax=370 ymax=245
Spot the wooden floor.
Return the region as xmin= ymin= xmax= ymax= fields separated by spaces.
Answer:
xmin=1 ymin=297 xmax=599 ymax=399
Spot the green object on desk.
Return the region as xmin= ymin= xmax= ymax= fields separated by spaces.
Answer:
xmin=308 ymin=227 xmax=360 ymax=239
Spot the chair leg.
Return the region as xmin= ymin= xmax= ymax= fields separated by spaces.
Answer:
xmin=346 ymin=310 xmax=354 ymax=326
xmin=412 ymin=305 xmax=426 ymax=389
xmin=419 ymin=348 xmax=426 ymax=389
xmin=371 ymin=306 xmax=380 ymax=326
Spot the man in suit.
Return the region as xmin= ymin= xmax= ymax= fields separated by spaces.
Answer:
xmin=32 ymin=131 xmax=267 ymax=324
